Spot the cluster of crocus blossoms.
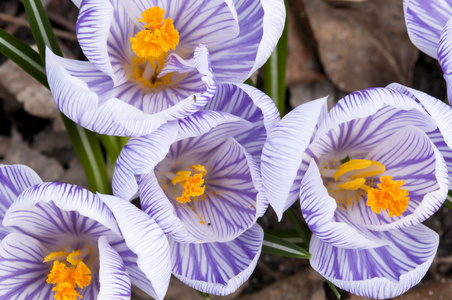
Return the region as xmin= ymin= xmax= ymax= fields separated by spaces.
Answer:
xmin=2 ymin=0 xmax=452 ymax=299
xmin=262 ymin=84 xmax=452 ymax=298
xmin=0 ymin=0 xmax=288 ymax=299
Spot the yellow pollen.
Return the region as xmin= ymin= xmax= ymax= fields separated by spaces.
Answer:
xmin=45 ymin=250 xmax=92 ymax=300
xmin=366 ymin=175 xmax=409 ymax=217
xmin=130 ymin=6 xmax=179 ymax=60
xmin=171 ymin=164 xmax=207 ymax=203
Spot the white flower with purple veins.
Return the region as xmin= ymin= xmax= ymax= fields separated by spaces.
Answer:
xmin=0 ymin=165 xmax=171 ymax=300
xmin=45 ymin=0 xmax=285 ymax=137
xmin=262 ymin=84 xmax=452 ymax=298
xmin=404 ymin=0 xmax=452 ymax=100
xmin=113 ymin=83 xmax=279 ymax=294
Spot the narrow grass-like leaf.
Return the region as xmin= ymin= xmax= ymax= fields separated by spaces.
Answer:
xmin=264 ymin=229 xmax=305 ymax=245
xmin=0 ymin=29 xmax=47 ymax=86
xmin=284 ymin=208 xmax=311 ymax=248
xmin=326 ymin=280 xmax=341 ymax=299
xmin=23 ymin=0 xmax=62 ymax=60
xmin=23 ymin=0 xmax=110 ymax=194
xmin=263 ymin=0 xmax=288 ymax=117
xmin=262 ymin=233 xmax=311 ymax=259
xmin=99 ymin=134 xmax=123 ymax=164
xmin=445 ymin=191 xmax=452 ymax=209
xmin=197 ymin=291 xmax=210 ymax=299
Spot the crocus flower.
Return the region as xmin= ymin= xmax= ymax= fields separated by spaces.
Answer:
xmin=0 ymin=164 xmax=171 ymax=300
xmin=45 ymin=0 xmax=285 ymax=136
xmin=112 ymin=83 xmax=279 ymax=294
xmin=262 ymin=84 xmax=452 ymax=298
xmin=404 ymin=0 xmax=452 ymax=100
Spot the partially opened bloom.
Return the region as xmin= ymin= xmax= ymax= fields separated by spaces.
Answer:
xmin=46 ymin=0 xmax=285 ymax=136
xmin=112 ymin=83 xmax=279 ymax=294
xmin=404 ymin=0 xmax=452 ymax=100
xmin=0 ymin=164 xmax=171 ymax=299
xmin=262 ymin=84 xmax=452 ymax=298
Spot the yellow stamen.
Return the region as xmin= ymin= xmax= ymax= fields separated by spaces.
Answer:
xmin=335 ymin=178 xmax=366 ymax=191
xmin=45 ymin=250 xmax=92 ymax=300
xmin=130 ymin=7 xmax=179 ymax=60
xmin=366 ymin=175 xmax=409 ymax=217
xmin=334 ymin=159 xmax=385 ymax=181
xmin=172 ymin=165 xmax=207 ymax=203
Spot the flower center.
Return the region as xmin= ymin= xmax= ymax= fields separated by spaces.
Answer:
xmin=130 ymin=7 xmax=179 ymax=89
xmin=331 ymin=159 xmax=409 ymax=217
xmin=44 ymin=249 xmax=92 ymax=300
xmin=171 ymin=164 xmax=207 ymax=203
xmin=130 ymin=6 xmax=179 ymax=60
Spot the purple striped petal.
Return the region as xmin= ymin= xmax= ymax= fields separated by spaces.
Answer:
xmin=0 ymin=165 xmax=42 ymax=239
xmin=316 ymin=88 xmax=435 ymax=142
xmin=77 ymin=0 xmax=115 ymax=80
xmin=171 ymin=223 xmax=263 ymax=295
xmin=0 ymin=233 xmax=53 ymax=299
xmin=98 ymin=236 xmax=131 ymax=300
xmin=3 ymin=183 xmax=121 ymax=243
xmin=262 ymin=97 xmax=328 ymax=220
xmin=106 ymin=0 xmax=134 ymax=86
xmin=347 ymin=125 xmax=448 ymax=230
xmin=208 ymin=0 xmax=263 ymax=83
xmin=248 ymin=0 xmax=286 ymax=77
xmin=100 ymin=195 xmax=171 ymax=300
xmin=310 ymin=224 xmax=439 ymax=299
xmin=404 ymin=0 xmax=452 ymax=58
xmin=439 ymin=17 xmax=452 ymax=77
xmin=46 ymin=49 xmax=168 ymax=136
xmin=204 ymin=83 xmax=279 ymax=163
xmin=112 ymin=122 xmax=179 ymax=201
xmin=300 ymin=160 xmax=387 ymax=249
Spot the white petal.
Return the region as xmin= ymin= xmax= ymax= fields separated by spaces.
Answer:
xmin=0 ymin=233 xmax=53 ymax=299
xmin=99 ymin=195 xmax=171 ymax=300
xmin=171 ymin=223 xmax=263 ymax=295
xmin=261 ymin=97 xmax=328 ymax=220
xmin=98 ymin=236 xmax=131 ymax=300
xmin=310 ymin=224 xmax=439 ymax=299
xmin=404 ymin=0 xmax=452 ymax=58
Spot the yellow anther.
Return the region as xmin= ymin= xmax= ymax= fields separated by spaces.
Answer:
xmin=45 ymin=249 xmax=92 ymax=300
xmin=44 ymin=250 xmax=69 ymax=263
xmin=172 ymin=164 xmax=207 ymax=203
xmin=171 ymin=171 xmax=191 ymax=185
xmin=335 ymin=178 xmax=367 ymax=191
xmin=66 ymin=250 xmax=83 ymax=266
xmin=130 ymin=6 xmax=179 ymax=60
xmin=334 ymin=159 xmax=385 ymax=181
xmin=191 ymin=164 xmax=207 ymax=176
xmin=366 ymin=175 xmax=409 ymax=217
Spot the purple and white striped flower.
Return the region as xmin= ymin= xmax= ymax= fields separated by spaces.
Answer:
xmin=0 ymin=164 xmax=171 ymax=300
xmin=262 ymin=84 xmax=452 ymax=298
xmin=45 ymin=0 xmax=285 ymax=136
xmin=404 ymin=0 xmax=452 ymax=100
xmin=112 ymin=83 xmax=279 ymax=295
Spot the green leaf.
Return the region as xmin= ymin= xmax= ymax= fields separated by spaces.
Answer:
xmin=263 ymin=0 xmax=288 ymax=117
xmin=21 ymin=0 xmax=110 ymax=194
xmin=197 ymin=291 xmax=210 ymax=300
xmin=23 ymin=0 xmax=62 ymax=61
xmin=264 ymin=229 xmax=306 ymax=245
xmin=445 ymin=191 xmax=452 ymax=209
xmin=262 ymin=233 xmax=311 ymax=259
xmin=0 ymin=29 xmax=47 ymax=86
xmin=326 ymin=280 xmax=341 ymax=299
xmin=99 ymin=134 xmax=123 ymax=164
xmin=283 ymin=208 xmax=311 ymax=249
